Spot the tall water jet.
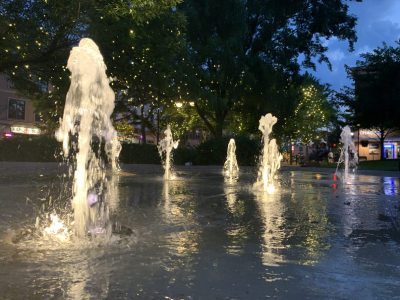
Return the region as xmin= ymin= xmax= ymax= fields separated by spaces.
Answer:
xmin=158 ymin=125 xmax=179 ymax=180
xmin=254 ymin=113 xmax=283 ymax=192
xmin=223 ymin=138 xmax=239 ymax=180
xmin=336 ymin=125 xmax=358 ymax=183
xmin=56 ymin=38 xmax=121 ymax=238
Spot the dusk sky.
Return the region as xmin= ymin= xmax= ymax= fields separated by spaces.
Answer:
xmin=306 ymin=0 xmax=400 ymax=92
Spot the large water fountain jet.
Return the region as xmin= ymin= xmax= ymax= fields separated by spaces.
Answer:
xmin=254 ymin=114 xmax=282 ymax=192
xmin=336 ymin=125 xmax=358 ymax=183
xmin=56 ymin=38 xmax=121 ymax=238
xmin=158 ymin=125 xmax=179 ymax=180
xmin=223 ymin=139 xmax=239 ymax=180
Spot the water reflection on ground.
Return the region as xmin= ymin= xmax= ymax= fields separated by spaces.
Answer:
xmin=0 ymin=167 xmax=400 ymax=299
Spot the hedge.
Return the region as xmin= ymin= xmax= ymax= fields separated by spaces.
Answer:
xmin=0 ymin=135 xmax=261 ymax=166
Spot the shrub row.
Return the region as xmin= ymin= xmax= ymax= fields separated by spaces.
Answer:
xmin=0 ymin=135 xmax=260 ymax=166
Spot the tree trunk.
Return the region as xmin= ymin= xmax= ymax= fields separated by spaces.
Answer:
xmin=141 ymin=106 xmax=146 ymax=144
xmin=157 ymin=96 xmax=160 ymax=145
xmin=289 ymin=138 xmax=293 ymax=165
xmin=215 ymin=119 xmax=224 ymax=138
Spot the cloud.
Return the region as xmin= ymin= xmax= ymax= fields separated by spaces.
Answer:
xmin=327 ymin=49 xmax=345 ymax=61
xmin=304 ymin=0 xmax=400 ymax=92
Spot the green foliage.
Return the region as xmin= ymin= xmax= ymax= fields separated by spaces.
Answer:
xmin=90 ymin=8 xmax=186 ymax=143
xmin=162 ymin=103 xmax=206 ymax=142
xmin=270 ymin=73 xmax=336 ymax=149
xmin=0 ymin=136 xmax=107 ymax=163
xmin=336 ymin=40 xmax=400 ymax=160
xmin=172 ymin=147 xmax=197 ymax=165
xmin=0 ymin=136 xmax=63 ymax=162
xmin=194 ymin=136 xmax=259 ymax=166
xmin=1 ymin=0 xmax=182 ymax=134
xmin=118 ymin=143 xmax=161 ymax=164
xmin=0 ymin=136 xmax=261 ymax=166
xmin=177 ymin=0 xmax=360 ymax=137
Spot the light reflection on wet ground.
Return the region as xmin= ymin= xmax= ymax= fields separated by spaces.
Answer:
xmin=0 ymin=166 xmax=400 ymax=299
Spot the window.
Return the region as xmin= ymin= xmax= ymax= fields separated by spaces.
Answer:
xmin=8 ymin=99 xmax=25 ymax=120
xmin=35 ymin=113 xmax=41 ymax=122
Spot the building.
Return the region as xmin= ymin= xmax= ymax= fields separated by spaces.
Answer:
xmin=0 ymin=75 xmax=43 ymax=140
xmin=353 ymin=129 xmax=400 ymax=160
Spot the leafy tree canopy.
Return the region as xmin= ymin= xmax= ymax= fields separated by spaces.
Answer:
xmin=1 ymin=0 xmax=181 ymax=133
xmin=336 ymin=40 xmax=400 ymax=159
xmin=177 ymin=0 xmax=361 ymax=137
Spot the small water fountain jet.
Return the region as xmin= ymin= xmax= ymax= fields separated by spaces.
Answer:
xmin=254 ymin=113 xmax=282 ymax=192
xmin=55 ymin=38 xmax=121 ymax=238
xmin=223 ymin=138 xmax=239 ymax=180
xmin=336 ymin=125 xmax=358 ymax=183
xmin=158 ymin=125 xmax=179 ymax=180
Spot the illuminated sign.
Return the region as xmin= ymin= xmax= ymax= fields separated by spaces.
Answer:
xmin=3 ymin=133 xmax=12 ymax=137
xmin=10 ymin=126 xmax=41 ymax=135
xmin=360 ymin=130 xmax=380 ymax=135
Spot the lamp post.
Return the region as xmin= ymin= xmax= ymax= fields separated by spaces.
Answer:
xmin=357 ymin=124 xmax=360 ymax=155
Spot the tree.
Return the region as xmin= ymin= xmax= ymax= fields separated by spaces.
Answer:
xmin=276 ymin=73 xmax=335 ymax=163
xmin=177 ymin=0 xmax=361 ymax=137
xmin=336 ymin=40 xmax=400 ymax=160
xmin=88 ymin=8 xmax=186 ymax=144
xmin=2 ymin=0 xmax=182 ymax=133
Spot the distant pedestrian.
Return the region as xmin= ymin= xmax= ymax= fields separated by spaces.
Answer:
xmin=328 ymin=151 xmax=333 ymax=163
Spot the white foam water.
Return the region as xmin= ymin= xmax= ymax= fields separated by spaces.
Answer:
xmin=254 ymin=113 xmax=282 ymax=192
xmin=56 ymin=38 xmax=121 ymax=238
xmin=223 ymin=138 xmax=239 ymax=180
xmin=336 ymin=125 xmax=358 ymax=183
xmin=158 ymin=125 xmax=179 ymax=180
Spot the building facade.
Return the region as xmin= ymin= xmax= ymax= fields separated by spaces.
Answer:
xmin=0 ymin=75 xmax=43 ymax=139
xmin=353 ymin=129 xmax=400 ymax=160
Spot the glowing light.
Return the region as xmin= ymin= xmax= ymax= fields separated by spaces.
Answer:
xmin=175 ymin=102 xmax=183 ymax=108
xmin=266 ymin=185 xmax=275 ymax=194
xmin=43 ymin=214 xmax=70 ymax=242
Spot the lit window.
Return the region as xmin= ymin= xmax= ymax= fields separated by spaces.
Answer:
xmin=8 ymin=99 xmax=25 ymax=120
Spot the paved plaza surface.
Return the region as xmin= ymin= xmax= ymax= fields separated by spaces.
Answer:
xmin=1 ymin=161 xmax=399 ymax=178
xmin=0 ymin=162 xmax=399 ymax=299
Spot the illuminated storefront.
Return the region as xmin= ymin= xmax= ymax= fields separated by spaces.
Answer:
xmin=354 ymin=129 xmax=400 ymax=160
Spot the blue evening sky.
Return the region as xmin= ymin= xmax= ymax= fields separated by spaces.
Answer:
xmin=305 ymin=0 xmax=400 ymax=92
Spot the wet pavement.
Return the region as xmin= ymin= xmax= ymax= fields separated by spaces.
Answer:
xmin=0 ymin=163 xmax=400 ymax=299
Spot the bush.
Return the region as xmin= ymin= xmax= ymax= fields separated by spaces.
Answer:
xmin=0 ymin=136 xmax=261 ymax=166
xmin=194 ymin=136 xmax=260 ymax=166
xmin=172 ymin=147 xmax=197 ymax=165
xmin=0 ymin=136 xmax=63 ymax=162
xmin=119 ymin=143 xmax=161 ymax=164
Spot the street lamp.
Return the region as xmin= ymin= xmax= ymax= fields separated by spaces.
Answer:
xmin=357 ymin=123 xmax=360 ymax=154
xmin=175 ymin=102 xmax=183 ymax=108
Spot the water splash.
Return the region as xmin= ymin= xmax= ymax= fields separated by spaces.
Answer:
xmin=223 ymin=139 xmax=239 ymax=180
xmin=336 ymin=125 xmax=358 ymax=183
xmin=254 ymin=113 xmax=282 ymax=192
xmin=56 ymin=38 xmax=121 ymax=238
xmin=43 ymin=214 xmax=71 ymax=242
xmin=158 ymin=125 xmax=179 ymax=180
